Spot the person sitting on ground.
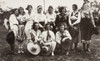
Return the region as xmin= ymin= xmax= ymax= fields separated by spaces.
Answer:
xmin=56 ymin=23 xmax=72 ymax=55
xmin=39 ymin=23 xmax=56 ymax=56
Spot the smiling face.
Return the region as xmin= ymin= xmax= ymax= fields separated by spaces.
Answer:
xmin=27 ymin=6 xmax=33 ymax=12
xmin=14 ymin=9 xmax=19 ymax=16
xmin=19 ymin=7 xmax=24 ymax=15
xmin=59 ymin=25 xmax=65 ymax=33
xmin=48 ymin=7 xmax=53 ymax=14
xmin=34 ymin=23 xmax=39 ymax=30
xmin=45 ymin=24 xmax=51 ymax=30
xmin=61 ymin=8 xmax=66 ymax=14
xmin=37 ymin=8 xmax=42 ymax=13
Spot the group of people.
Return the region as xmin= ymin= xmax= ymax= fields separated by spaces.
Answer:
xmin=4 ymin=0 xmax=100 ymax=56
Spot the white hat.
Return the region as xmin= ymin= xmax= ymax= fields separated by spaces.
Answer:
xmin=27 ymin=42 xmax=41 ymax=55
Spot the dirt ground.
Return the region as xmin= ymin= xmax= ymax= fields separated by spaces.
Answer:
xmin=0 ymin=25 xmax=100 ymax=61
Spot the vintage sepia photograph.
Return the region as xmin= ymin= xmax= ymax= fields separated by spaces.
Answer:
xmin=0 ymin=0 xmax=100 ymax=61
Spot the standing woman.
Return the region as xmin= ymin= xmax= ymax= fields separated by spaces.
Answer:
xmin=80 ymin=0 xmax=96 ymax=52
xmin=9 ymin=9 xmax=19 ymax=38
xmin=24 ymin=5 xmax=34 ymax=41
xmin=55 ymin=6 xmax=69 ymax=31
xmin=69 ymin=4 xmax=81 ymax=51
xmin=8 ymin=9 xmax=19 ymax=53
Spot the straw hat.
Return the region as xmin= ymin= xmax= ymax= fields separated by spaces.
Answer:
xmin=27 ymin=42 xmax=41 ymax=55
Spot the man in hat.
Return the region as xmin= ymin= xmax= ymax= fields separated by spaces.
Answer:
xmin=39 ymin=23 xmax=56 ymax=56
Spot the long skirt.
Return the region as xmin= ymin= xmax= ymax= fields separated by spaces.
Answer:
xmin=80 ymin=18 xmax=94 ymax=41
xmin=69 ymin=25 xmax=79 ymax=43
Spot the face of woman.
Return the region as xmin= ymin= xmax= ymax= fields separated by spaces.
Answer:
xmin=46 ymin=25 xmax=51 ymax=30
xmin=72 ymin=6 xmax=76 ymax=11
xmin=35 ymin=23 xmax=39 ymax=29
xmin=60 ymin=25 xmax=65 ymax=32
xmin=14 ymin=10 xmax=19 ymax=16
xmin=61 ymin=9 xmax=66 ymax=14
xmin=20 ymin=9 xmax=24 ymax=14
xmin=28 ymin=7 xmax=32 ymax=12
xmin=48 ymin=8 xmax=53 ymax=14
xmin=37 ymin=8 xmax=42 ymax=13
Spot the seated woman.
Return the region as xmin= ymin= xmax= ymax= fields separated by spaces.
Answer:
xmin=8 ymin=9 xmax=19 ymax=54
xmin=17 ymin=7 xmax=26 ymax=53
xmin=28 ymin=22 xmax=41 ymax=43
xmin=56 ymin=23 xmax=72 ymax=55
xmin=39 ymin=23 xmax=56 ymax=56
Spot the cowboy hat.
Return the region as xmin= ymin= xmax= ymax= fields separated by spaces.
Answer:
xmin=27 ymin=42 xmax=41 ymax=55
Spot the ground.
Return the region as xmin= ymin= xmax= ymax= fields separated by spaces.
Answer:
xmin=0 ymin=25 xmax=100 ymax=61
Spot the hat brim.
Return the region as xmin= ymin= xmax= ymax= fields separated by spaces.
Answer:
xmin=27 ymin=42 xmax=41 ymax=55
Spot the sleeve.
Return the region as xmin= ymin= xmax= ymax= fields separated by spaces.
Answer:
xmin=56 ymin=32 xmax=61 ymax=44
xmin=90 ymin=10 xmax=96 ymax=27
xmin=44 ymin=15 xmax=47 ymax=24
xmin=68 ymin=12 xmax=72 ymax=26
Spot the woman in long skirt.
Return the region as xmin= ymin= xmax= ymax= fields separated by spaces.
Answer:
xmin=69 ymin=4 xmax=81 ymax=51
xmin=80 ymin=0 xmax=96 ymax=52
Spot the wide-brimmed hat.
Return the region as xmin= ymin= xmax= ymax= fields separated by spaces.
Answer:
xmin=27 ymin=42 xmax=41 ymax=55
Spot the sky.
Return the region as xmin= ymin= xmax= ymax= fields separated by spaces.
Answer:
xmin=0 ymin=0 xmax=100 ymax=11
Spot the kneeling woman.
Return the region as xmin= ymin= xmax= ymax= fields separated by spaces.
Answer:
xmin=39 ymin=23 xmax=56 ymax=56
xmin=56 ymin=23 xmax=72 ymax=55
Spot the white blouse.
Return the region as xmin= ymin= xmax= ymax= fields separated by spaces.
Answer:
xmin=46 ymin=13 xmax=56 ymax=22
xmin=9 ymin=14 xmax=19 ymax=27
xmin=56 ymin=30 xmax=72 ymax=44
xmin=34 ymin=13 xmax=46 ymax=23
xmin=40 ymin=30 xmax=55 ymax=42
